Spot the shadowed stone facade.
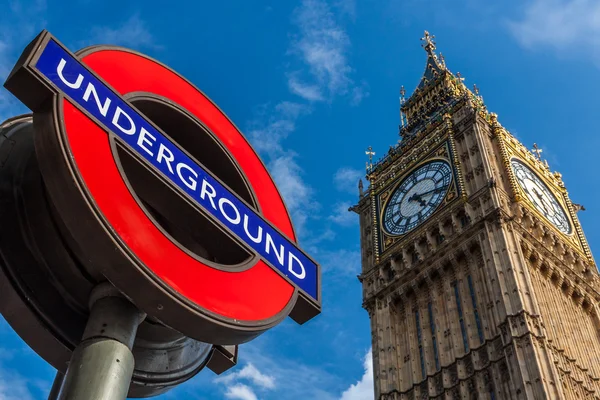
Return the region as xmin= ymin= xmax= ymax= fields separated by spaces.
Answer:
xmin=352 ymin=32 xmax=599 ymax=399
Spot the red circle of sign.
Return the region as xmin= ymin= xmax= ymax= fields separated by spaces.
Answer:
xmin=62 ymin=49 xmax=295 ymax=322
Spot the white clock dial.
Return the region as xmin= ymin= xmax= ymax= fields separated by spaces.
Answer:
xmin=382 ymin=160 xmax=453 ymax=236
xmin=510 ymin=159 xmax=571 ymax=234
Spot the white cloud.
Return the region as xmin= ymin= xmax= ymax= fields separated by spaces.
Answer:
xmin=217 ymin=342 xmax=373 ymax=400
xmin=268 ymin=153 xmax=319 ymax=236
xmin=225 ymin=384 xmax=258 ymax=400
xmin=246 ymin=0 xmax=367 ymax=242
xmin=248 ymin=101 xmax=310 ymax=157
xmin=86 ymin=14 xmax=160 ymax=50
xmin=328 ymin=202 xmax=357 ymax=226
xmin=350 ymin=84 xmax=370 ymax=106
xmin=288 ymin=73 xmax=325 ymax=102
xmin=214 ymin=346 xmax=341 ymax=400
xmin=507 ymin=0 xmax=600 ymax=63
xmin=234 ymin=343 xmax=340 ymax=400
xmin=289 ymin=0 xmax=367 ymax=103
xmin=334 ymin=167 xmax=363 ymax=194
xmin=339 ymin=349 xmax=374 ymax=400
xmin=334 ymin=0 xmax=357 ymax=20
xmin=246 ymin=101 xmax=318 ymax=238
xmin=0 ymin=367 xmax=36 ymax=400
xmin=317 ymin=247 xmax=361 ymax=277
xmin=238 ymin=364 xmax=275 ymax=389
xmin=216 ymin=363 xmax=276 ymax=390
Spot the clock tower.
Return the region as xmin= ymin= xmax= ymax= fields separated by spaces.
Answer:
xmin=353 ymin=32 xmax=599 ymax=399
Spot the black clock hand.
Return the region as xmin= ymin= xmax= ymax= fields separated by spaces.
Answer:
xmin=540 ymin=197 xmax=554 ymax=215
xmin=532 ymin=188 xmax=549 ymax=213
xmin=408 ymin=193 xmax=427 ymax=207
xmin=417 ymin=186 xmax=444 ymax=197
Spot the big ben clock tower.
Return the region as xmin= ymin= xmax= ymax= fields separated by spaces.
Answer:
xmin=353 ymin=32 xmax=599 ymax=399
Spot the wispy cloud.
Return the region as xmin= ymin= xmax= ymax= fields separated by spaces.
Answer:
xmin=214 ymin=342 xmax=342 ymax=400
xmin=85 ymin=14 xmax=160 ymax=51
xmin=317 ymin=247 xmax=361 ymax=277
xmin=0 ymin=338 xmax=50 ymax=400
xmin=0 ymin=367 xmax=36 ymax=400
xmin=247 ymin=102 xmax=317 ymax=237
xmin=268 ymin=153 xmax=319 ymax=236
xmin=334 ymin=167 xmax=363 ymax=194
xmin=216 ymin=363 xmax=276 ymax=390
xmin=339 ymin=348 xmax=374 ymax=400
xmin=288 ymin=73 xmax=326 ymax=101
xmin=288 ymin=0 xmax=367 ymax=103
xmin=246 ymin=0 xmax=366 ymax=241
xmin=248 ymin=101 xmax=311 ymax=158
xmin=328 ymin=202 xmax=357 ymax=226
xmin=239 ymin=343 xmax=340 ymax=400
xmin=334 ymin=0 xmax=357 ymax=20
xmin=224 ymin=384 xmax=258 ymax=400
xmin=217 ymin=342 xmax=374 ymax=400
xmin=507 ymin=0 xmax=600 ymax=64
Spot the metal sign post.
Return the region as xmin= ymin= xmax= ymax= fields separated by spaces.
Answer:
xmin=1 ymin=30 xmax=322 ymax=398
xmin=58 ymin=284 xmax=146 ymax=400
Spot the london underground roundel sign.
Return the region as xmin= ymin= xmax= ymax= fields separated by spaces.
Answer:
xmin=4 ymin=31 xmax=321 ymax=344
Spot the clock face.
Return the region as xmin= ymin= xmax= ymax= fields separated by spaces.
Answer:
xmin=510 ymin=159 xmax=571 ymax=234
xmin=382 ymin=160 xmax=453 ymax=236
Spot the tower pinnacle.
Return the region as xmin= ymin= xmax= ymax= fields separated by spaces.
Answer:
xmin=414 ymin=31 xmax=446 ymax=92
xmin=420 ymin=30 xmax=436 ymax=53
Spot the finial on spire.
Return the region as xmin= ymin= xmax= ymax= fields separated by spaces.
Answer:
xmin=531 ymin=143 xmax=543 ymax=160
xmin=399 ymin=86 xmax=407 ymax=128
xmin=421 ymin=31 xmax=436 ymax=53
xmin=456 ymin=72 xmax=464 ymax=82
xmin=366 ymin=146 xmax=375 ymax=164
xmin=366 ymin=146 xmax=376 ymax=172
xmin=415 ymin=31 xmax=446 ymax=91
xmin=358 ymin=179 xmax=364 ymax=197
xmin=473 ymin=84 xmax=484 ymax=102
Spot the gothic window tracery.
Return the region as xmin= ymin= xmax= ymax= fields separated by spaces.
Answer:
xmin=415 ymin=309 xmax=426 ymax=379
xmin=468 ymin=275 xmax=485 ymax=344
xmin=436 ymin=230 xmax=445 ymax=245
xmin=459 ymin=211 xmax=470 ymax=228
xmin=453 ymin=280 xmax=470 ymax=353
xmin=428 ymin=302 xmax=440 ymax=371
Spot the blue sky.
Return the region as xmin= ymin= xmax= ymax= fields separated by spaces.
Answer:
xmin=1 ymin=0 xmax=600 ymax=399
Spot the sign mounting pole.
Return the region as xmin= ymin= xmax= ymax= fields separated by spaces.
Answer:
xmin=58 ymin=283 xmax=146 ymax=400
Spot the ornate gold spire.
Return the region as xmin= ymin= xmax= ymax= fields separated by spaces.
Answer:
xmin=364 ymin=31 xmax=493 ymax=175
xmin=398 ymin=31 xmax=491 ymax=135
xmin=416 ymin=30 xmax=446 ymax=90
